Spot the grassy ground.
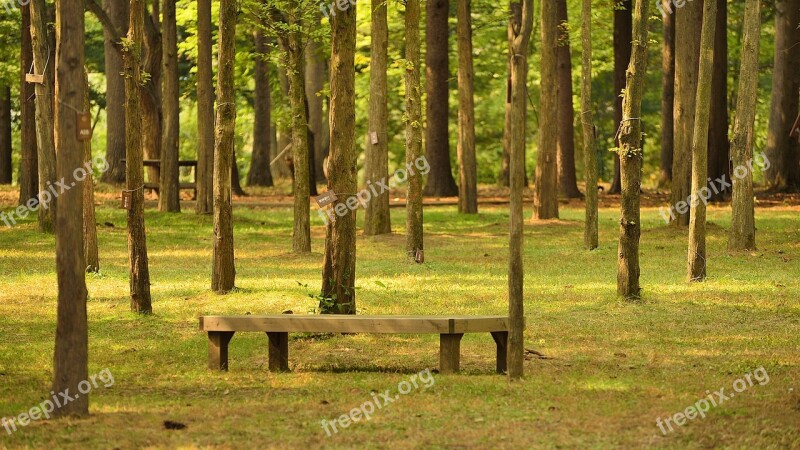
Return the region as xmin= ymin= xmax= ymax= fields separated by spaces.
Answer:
xmin=0 ymin=187 xmax=799 ymax=449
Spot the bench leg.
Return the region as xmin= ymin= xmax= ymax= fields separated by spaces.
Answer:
xmin=439 ymin=333 xmax=464 ymax=374
xmin=491 ymin=331 xmax=509 ymax=374
xmin=267 ymin=332 xmax=289 ymax=372
xmin=208 ymin=331 xmax=235 ymax=371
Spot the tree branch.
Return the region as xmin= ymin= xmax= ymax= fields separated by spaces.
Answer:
xmin=85 ymin=0 xmax=124 ymax=52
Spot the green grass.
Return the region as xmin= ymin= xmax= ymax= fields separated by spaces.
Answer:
xmin=1 ymin=189 xmax=799 ymax=449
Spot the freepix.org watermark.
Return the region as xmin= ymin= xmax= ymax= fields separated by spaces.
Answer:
xmin=321 ymin=368 xmax=435 ymax=437
xmin=655 ymin=0 xmax=692 ymax=17
xmin=2 ymin=368 xmax=115 ymax=435
xmin=1 ymin=156 xmax=109 ymax=228
xmin=2 ymin=0 xmax=29 ymax=13
xmin=658 ymin=153 xmax=770 ymax=223
xmin=321 ymin=0 xmax=355 ymax=19
xmin=656 ymin=367 xmax=769 ymax=435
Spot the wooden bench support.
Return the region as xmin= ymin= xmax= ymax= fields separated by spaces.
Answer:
xmin=439 ymin=333 xmax=464 ymax=374
xmin=266 ymin=332 xmax=289 ymax=372
xmin=208 ymin=331 xmax=235 ymax=371
xmin=491 ymin=331 xmax=508 ymax=374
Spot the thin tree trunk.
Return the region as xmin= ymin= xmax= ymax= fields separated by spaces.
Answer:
xmin=406 ymin=0 xmax=424 ymax=259
xmin=196 ymin=0 xmax=214 ymax=214
xmin=671 ymin=0 xmax=702 ymax=226
xmin=275 ymin=70 xmax=293 ymax=179
xmin=249 ymin=30 xmax=274 ymax=187
xmin=707 ymin=0 xmax=729 ymax=202
xmin=423 ymin=0 xmax=459 ymax=198
xmin=212 ymin=0 xmax=237 ymax=293
xmin=499 ymin=64 xmax=511 ymax=188
xmin=534 ymin=0 xmax=559 ymax=220
xmin=729 ymin=0 xmax=760 ymax=251
xmin=100 ymin=0 xmax=128 ymax=184
xmin=321 ymin=0 xmax=357 ymax=314
xmin=687 ymin=0 xmax=717 ymax=282
xmin=0 ymin=87 xmax=11 ymax=185
xmin=19 ymin=4 xmax=38 ymax=205
xmin=364 ymin=0 xmax=392 ymax=235
xmin=508 ymin=0 xmax=534 ymax=382
xmin=52 ymin=0 xmax=89 ymax=417
xmin=124 ymin=0 xmax=153 ymax=314
xmin=142 ymin=11 xmax=162 ymax=187
xmin=83 ymin=71 xmax=99 ymax=273
xmin=457 ymin=0 xmax=478 ymax=214
xmin=159 ymin=0 xmax=180 ymax=212
xmin=306 ymin=25 xmax=327 ymax=184
xmin=555 ymin=0 xmax=582 ymax=199
xmin=617 ymin=0 xmax=649 ymax=299
xmin=765 ymin=0 xmax=800 ymax=192
xmin=30 ymin=0 xmax=57 ymax=232
xmin=658 ymin=0 xmax=675 ymax=188
xmin=609 ymin=0 xmax=632 ymax=195
xmin=581 ymin=0 xmax=598 ymax=250
xmin=231 ymin=147 xmax=246 ymax=196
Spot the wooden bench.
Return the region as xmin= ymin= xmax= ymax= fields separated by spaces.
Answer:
xmin=199 ymin=315 xmax=510 ymax=375
xmin=121 ymin=159 xmax=198 ymax=194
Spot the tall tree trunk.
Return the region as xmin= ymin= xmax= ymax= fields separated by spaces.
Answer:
xmin=687 ymin=0 xmax=717 ymax=282
xmin=423 ymin=0 xmax=459 ymax=198
xmin=457 ymin=0 xmax=478 ymax=214
xmin=19 ymin=4 xmax=38 ymax=205
xmin=555 ymin=0 xmax=582 ymax=199
xmin=609 ymin=0 xmax=632 ymax=195
xmin=306 ymin=26 xmax=327 ymax=184
xmin=729 ymin=0 xmax=760 ymax=251
xmin=100 ymin=0 xmax=128 ymax=184
xmin=142 ymin=9 xmax=162 ymax=186
xmin=534 ymin=0 xmax=559 ymax=220
xmin=0 ymin=87 xmax=11 ymax=185
xmin=406 ymin=0 xmax=424 ymax=259
xmin=707 ymin=0 xmax=729 ymax=202
xmin=658 ymin=0 xmax=675 ymax=188
xmin=159 ymin=0 xmax=180 ymax=212
xmin=671 ymin=1 xmax=702 ymax=226
xmin=249 ymin=30 xmax=274 ymax=187
xmin=508 ymin=0 xmax=534 ymax=382
xmin=617 ymin=0 xmax=649 ymax=299
xmin=124 ymin=0 xmax=153 ymax=314
xmin=321 ymin=0 xmax=357 ymax=314
xmin=275 ymin=70 xmax=293 ymax=179
xmin=231 ymin=147 xmax=246 ymax=196
xmin=196 ymin=0 xmax=214 ymax=214
xmin=499 ymin=63 xmax=511 ymax=188
xmin=30 ymin=0 xmax=57 ymax=232
xmin=581 ymin=0 xmax=598 ymax=250
xmin=364 ymin=0 xmax=392 ymax=235
xmin=52 ymin=0 xmax=89 ymax=417
xmin=765 ymin=0 xmax=800 ymax=192
xmin=212 ymin=0 xmax=237 ymax=293
xmin=83 ymin=70 xmax=99 ymax=273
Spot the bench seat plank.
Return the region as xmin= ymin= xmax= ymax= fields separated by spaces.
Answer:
xmin=199 ymin=315 xmax=509 ymax=334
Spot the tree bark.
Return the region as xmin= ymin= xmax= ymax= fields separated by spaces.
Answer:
xmin=231 ymin=146 xmax=246 ymax=196
xmin=321 ymin=0 xmax=357 ymax=314
xmin=212 ymin=0 xmax=237 ymax=293
xmin=53 ymin=0 xmax=89 ymax=417
xmin=508 ymin=0 xmax=534 ymax=382
xmin=609 ymin=0 xmax=632 ymax=195
xmin=456 ymin=0 xmax=478 ymax=214
xmin=423 ymin=0 xmax=459 ymax=198
xmin=0 ymin=87 xmax=11 ymax=185
xmin=707 ymin=0 xmax=729 ymax=202
xmin=671 ymin=0 xmax=702 ymax=226
xmin=275 ymin=70 xmax=293 ymax=179
xmin=159 ymin=0 xmax=180 ymax=212
xmin=306 ymin=26 xmax=328 ymax=184
xmin=83 ymin=71 xmax=99 ymax=273
xmin=30 ymin=0 xmax=57 ymax=232
xmin=765 ymin=0 xmax=800 ymax=192
xmin=658 ymin=0 xmax=675 ymax=188
xmin=729 ymin=0 xmax=760 ymax=251
xmin=555 ymin=0 xmax=582 ymax=199
xmin=99 ymin=0 xmax=128 ymax=184
xmin=19 ymin=3 xmax=39 ymax=204
xmin=581 ymin=0 xmax=598 ymax=250
xmin=196 ymin=0 xmax=214 ymax=214
xmin=141 ymin=7 xmax=162 ymax=187
xmin=534 ymin=0 xmax=559 ymax=220
xmin=124 ymin=0 xmax=153 ymax=314
xmin=249 ymin=30 xmax=274 ymax=187
xmin=499 ymin=62 xmax=511 ymax=188
xmin=617 ymin=0 xmax=649 ymax=299
xmin=687 ymin=0 xmax=717 ymax=282
xmin=406 ymin=0 xmax=424 ymax=259
xmin=364 ymin=0 xmax=392 ymax=235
